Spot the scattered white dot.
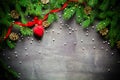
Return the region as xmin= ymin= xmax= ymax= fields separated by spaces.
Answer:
xmin=52 ymin=38 xmax=55 ymax=41
xmin=85 ymin=33 xmax=89 ymax=36
xmin=30 ymin=41 xmax=33 ymax=44
xmin=25 ymin=47 xmax=28 ymax=50
xmin=92 ymin=38 xmax=95 ymax=41
xmin=15 ymin=55 xmax=18 ymax=58
xmin=75 ymin=28 xmax=77 ymax=31
xmin=93 ymin=46 xmax=96 ymax=49
xmin=8 ymin=57 xmax=10 ymax=60
xmin=59 ymin=15 xmax=62 ymax=18
xmin=38 ymin=51 xmax=41 ymax=54
xmin=103 ymin=41 xmax=106 ymax=44
xmin=26 ymin=53 xmax=29 ymax=56
xmin=107 ymin=68 xmax=110 ymax=72
xmin=69 ymin=31 xmax=72 ymax=35
xmin=81 ymin=40 xmax=83 ymax=43
xmin=18 ymin=39 xmax=21 ymax=42
xmin=3 ymin=53 xmax=5 ymax=56
xmin=101 ymin=47 xmax=104 ymax=50
xmin=19 ymin=61 xmax=22 ymax=64
xmin=111 ymin=52 xmax=114 ymax=55
xmin=31 ymin=38 xmax=34 ymax=41
xmin=105 ymin=49 xmax=108 ymax=52
xmin=92 ymin=26 xmax=95 ymax=29
xmin=14 ymin=51 xmax=17 ymax=54
xmin=82 ymin=47 xmax=85 ymax=50
xmin=60 ymin=26 xmax=62 ymax=29
xmin=8 ymin=66 xmax=11 ymax=68
xmin=69 ymin=27 xmax=72 ymax=30
xmin=86 ymin=30 xmax=89 ymax=33
xmin=52 ymin=30 xmax=54 ymax=33
xmin=64 ymin=43 xmax=67 ymax=46
xmin=72 ymin=29 xmax=74 ymax=32
xmin=27 ymin=37 xmax=30 ymax=40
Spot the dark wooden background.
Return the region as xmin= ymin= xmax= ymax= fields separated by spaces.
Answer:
xmin=1 ymin=13 xmax=120 ymax=80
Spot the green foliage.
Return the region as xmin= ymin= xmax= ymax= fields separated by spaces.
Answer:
xmin=78 ymin=0 xmax=84 ymax=3
xmin=82 ymin=18 xmax=91 ymax=28
xmin=20 ymin=27 xmax=33 ymax=36
xmin=107 ymin=15 xmax=119 ymax=47
xmin=96 ymin=18 xmax=110 ymax=31
xmin=6 ymin=40 xmax=16 ymax=49
xmin=50 ymin=0 xmax=66 ymax=9
xmin=89 ymin=10 xmax=97 ymax=23
xmin=98 ymin=12 xmax=107 ymax=19
xmin=76 ymin=6 xmax=84 ymax=23
xmin=99 ymin=0 xmax=109 ymax=11
xmin=0 ymin=59 xmax=19 ymax=79
xmin=63 ymin=6 xmax=76 ymax=20
xmin=47 ymin=13 xmax=58 ymax=24
xmin=88 ymin=0 xmax=98 ymax=7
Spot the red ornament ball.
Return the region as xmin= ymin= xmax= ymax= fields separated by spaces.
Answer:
xmin=33 ymin=25 xmax=44 ymax=37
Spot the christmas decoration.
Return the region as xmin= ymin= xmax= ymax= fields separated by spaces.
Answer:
xmin=10 ymin=10 xmax=19 ymax=19
xmin=0 ymin=0 xmax=119 ymax=49
xmin=33 ymin=25 xmax=44 ymax=37
xmin=117 ymin=41 xmax=120 ymax=49
xmin=41 ymin=0 xmax=49 ymax=4
xmin=42 ymin=21 xmax=50 ymax=28
xmin=84 ymin=6 xmax=92 ymax=15
xmin=0 ymin=0 xmax=120 ymax=79
xmin=9 ymin=32 xmax=19 ymax=41
xmin=99 ymin=28 xmax=108 ymax=36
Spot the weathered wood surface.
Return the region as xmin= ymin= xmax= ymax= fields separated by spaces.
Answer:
xmin=1 ymin=13 xmax=120 ymax=80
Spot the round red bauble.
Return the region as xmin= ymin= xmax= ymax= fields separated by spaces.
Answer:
xmin=33 ymin=25 xmax=44 ymax=37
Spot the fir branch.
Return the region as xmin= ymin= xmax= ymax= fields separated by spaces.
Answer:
xmin=88 ymin=0 xmax=98 ymax=7
xmin=96 ymin=18 xmax=110 ymax=31
xmin=47 ymin=13 xmax=58 ymax=24
xmin=98 ymin=12 xmax=107 ymax=19
xmin=75 ymin=6 xmax=84 ymax=23
xmin=20 ymin=27 xmax=33 ymax=36
xmin=63 ymin=6 xmax=76 ymax=20
xmin=6 ymin=39 xmax=16 ymax=49
xmin=99 ymin=0 xmax=109 ymax=11
xmin=0 ymin=59 xmax=19 ymax=79
xmin=82 ymin=18 xmax=91 ymax=28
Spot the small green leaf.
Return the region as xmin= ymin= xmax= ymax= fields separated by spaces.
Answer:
xmin=88 ymin=0 xmax=98 ymax=7
xmin=6 ymin=40 xmax=16 ymax=49
xmin=99 ymin=0 xmax=109 ymax=11
xmin=20 ymin=27 xmax=33 ymax=36
xmin=76 ymin=7 xmax=84 ymax=23
xmin=63 ymin=6 xmax=76 ymax=20
xmin=96 ymin=18 xmax=110 ymax=31
xmin=47 ymin=13 xmax=58 ymax=24
xmin=82 ymin=18 xmax=91 ymax=28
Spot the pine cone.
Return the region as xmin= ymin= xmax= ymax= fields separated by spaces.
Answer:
xmin=9 ymin=32 xmax=19 ymax=41
xmin=42 ymin=21 xmax=50 ymax=28
xmin=10 ymin=10 xmax=19 ymax=19
xmin=41 ymin=0 xmax=49 ymax=4
xmin=99 ymin=28 xmax=108 ymax=36
xmin=84 ymin=6 xmax=92 ymax=15
xmin=117 ymin=41 xmax=120 ymax=49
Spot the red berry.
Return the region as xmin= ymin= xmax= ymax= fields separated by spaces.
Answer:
xmin=33 ymin=25 xmax=44 ymax=37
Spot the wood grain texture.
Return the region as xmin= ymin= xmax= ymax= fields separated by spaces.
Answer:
xmin=1 ymin=13 xmax=120 ymax=80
